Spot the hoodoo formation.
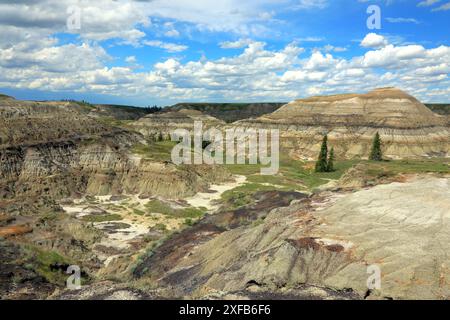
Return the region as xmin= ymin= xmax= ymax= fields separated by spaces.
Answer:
xmin=237 ymin=88 xmax=450 ymax=160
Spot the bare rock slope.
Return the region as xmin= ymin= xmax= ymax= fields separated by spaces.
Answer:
xmin=237 ymin=88 xmax=449 ymax=160
xmin=139 ymin=176 xmax=450 ymax=300
xmin=0 ymin=96 xmax=230 ymax=211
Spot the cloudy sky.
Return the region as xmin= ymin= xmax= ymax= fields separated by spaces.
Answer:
xmin=0 ymin=0 xmax=449 ymax=106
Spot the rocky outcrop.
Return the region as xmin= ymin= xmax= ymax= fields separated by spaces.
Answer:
xmin=0 ymin=98 xmax=112 ymax=147
xmin=135 ymin=176 xmax=450 ymax=300
xmin=236 ymin=88 xmax=450 ymax=160
xmin=0 ymin=141 xmax=229 ymax=207
xmin=0 ymin=97 xmax=231 ymax=212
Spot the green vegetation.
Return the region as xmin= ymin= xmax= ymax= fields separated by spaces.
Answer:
xmin=81 ymin=213 xmax=123 ymax=222
xmin=425 ymin=103 xmax=450 ymax=115
xmin=369 ymin=132 xmax=383 ymax=161
xmin=172 ymin=102 xmax=284 ymax=112
xmin=131 ymin=131 xmax=447 ymax=212
xmin=315 ymin=135 xmax=329 ymax=173
xmin=327 ymin=147 xmax=335 ymax=172
xmin=132 ymin=141 xmax=177 ymax=162
xmin=144 ymin=105 xmax=162 ymax=113
xmin=22 ymin=245 xmax=75 ymax=286
xmin=35 ymin=250 xmax=71 ymax=285
xmin=365 ymin=158 xmax=449 ymax=175
xmin=225 ymin=156 xmax=356 ymax=192
xmin=79 ymin=137 xmax=101 ymax=146
xmin=153 ymin=223 xmax=168 ymax=232
xmin=220 ymin=183 xmax=278 ymax=209
xmin=221 ymin=157 xmax=449 ymax=210
xmin=38 ymin=211 xmax=61 ymax=224
xmin=314 ymin=135 xmax=335 ymax=173
xmin=64 ymin=99 xmax=95 ymax=111
xmin=145 ymin=199 xmax=205 ymax=219
xmin=223 ymin=163 xmax=263 ymax=176
xmin=131 ymin=231 xmax=176 ymax=274
xmin=133 ymin=209 xmax=146 ymax=216
xmin=251 ymin=218 xmax=265 ymax=227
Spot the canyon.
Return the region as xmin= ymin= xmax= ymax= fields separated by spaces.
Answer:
xmin=0 ymin=89 xmax=449 ymax=300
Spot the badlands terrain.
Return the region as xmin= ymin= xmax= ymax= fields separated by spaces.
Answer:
xmin=0 ymin=89 xmax=449 ymax=300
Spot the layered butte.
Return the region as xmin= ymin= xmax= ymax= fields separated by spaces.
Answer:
xmin=237 ymin=88 xmax=450 ymax=159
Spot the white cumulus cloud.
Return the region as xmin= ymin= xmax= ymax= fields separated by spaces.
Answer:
xmin=361 ymin=33 xmax=389 ymax=49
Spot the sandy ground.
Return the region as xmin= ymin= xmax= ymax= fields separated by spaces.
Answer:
xmin=185 ymin=175 xmax=247 ymax=212
xmin=60 ymin=175 xmax=248 ymax=265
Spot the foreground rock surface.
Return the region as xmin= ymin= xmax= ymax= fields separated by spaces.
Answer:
xmin=131 ymin=176 xmax=450 ymax=300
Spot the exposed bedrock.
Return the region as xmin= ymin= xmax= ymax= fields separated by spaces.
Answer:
xmin=136 ymin=176 xmax=450 ymax=300
xmin=236 ymin=88 xmax=450 ymax=160
xmin=0 ymin=141 xmax=230 ymax=206
xmin=0 ymin=98 xmax=230 ymax=210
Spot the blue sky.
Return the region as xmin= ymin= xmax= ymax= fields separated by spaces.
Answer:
xmin=0 ymin=0 xmax=449 ymax=106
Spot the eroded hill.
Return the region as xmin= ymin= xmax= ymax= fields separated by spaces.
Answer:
xmin=237 ymin=88 xmax=450 ymax=160
xmin=0 ymin=92 xmax=449 ymax=300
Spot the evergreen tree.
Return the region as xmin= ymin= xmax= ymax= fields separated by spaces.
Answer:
xmin=315 ymin=135 xmax=328 ymax=172
xmin=369 ymin=132 xmax=383 ymax=161
xmin=327 ymin=147 xmax=335 ymax=172
xmin=157 ymin=132 xmax=164 ymax=141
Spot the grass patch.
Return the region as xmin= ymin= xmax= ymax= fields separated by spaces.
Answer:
xmin=133 ymin=209 xmax=146 ymax=216
xmin=22 ymin=245 xmax=76 ymax=286
xmin=364 ymin=158 xmax=449 ymax=175
xmin=224 ymin=163 xmax=263 ymax=176
xmin=219 ymin=157 xmax=449 ymax=210
xmin=152 ymin=223 xmax=167 ymax=232
xmin=132 ymin=141 xmax=177 ymax=162
xmin=279 ymin=158 xmax=358 ymax=190
xmin=34 ymin=250 xmax=71 ymax=285
xmin=225 ymin=157 xmax=357 ymax=191
xmin=145 ymin=200 xmax=205 ymax=219
xmin=82 ymin=213 xmax=123 ymax=222
xmin=219 ymin=183 xmax=280 ymax=209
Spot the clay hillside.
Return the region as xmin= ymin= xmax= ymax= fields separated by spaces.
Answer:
xmin=130 ymin=109 xmax=225 ymax=141
xmin=237 ymin=88 xmax=450 ymax=160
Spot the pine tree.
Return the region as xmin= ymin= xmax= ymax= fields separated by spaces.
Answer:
xmin=315 ymin=135 xmax=328 ymax=172
xmin=369 ymin=132 xmax=383 ymax=161
xmin=157 ymin=132 xmax=164 ymax=141
xmin=327 ymin=147 xmax=335 ymax=172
